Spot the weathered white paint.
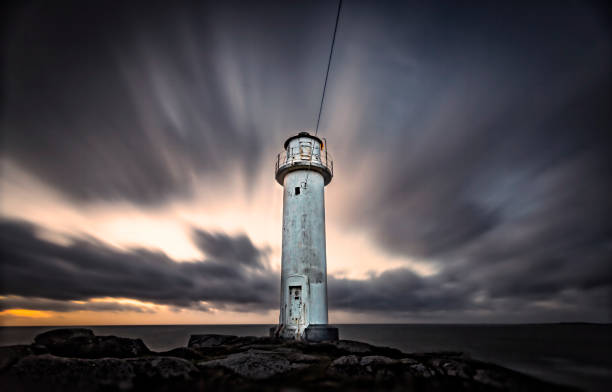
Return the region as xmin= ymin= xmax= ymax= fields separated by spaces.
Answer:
xmin=275 ymin=132 xmax=332 ymax=339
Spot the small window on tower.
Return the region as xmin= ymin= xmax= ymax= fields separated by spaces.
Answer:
xmin=295 ymin=187 xmax=300 ymax=195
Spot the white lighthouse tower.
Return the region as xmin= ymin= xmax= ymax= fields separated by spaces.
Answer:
xmin=271 ymin=131 xmax=338 ymax=341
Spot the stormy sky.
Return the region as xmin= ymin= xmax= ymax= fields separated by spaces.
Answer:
xmin=1 ymin=0 xmax=611 ymax=325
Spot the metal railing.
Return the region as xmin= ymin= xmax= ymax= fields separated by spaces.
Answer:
xmin=275 ymin=141 xmax=333 ymax=176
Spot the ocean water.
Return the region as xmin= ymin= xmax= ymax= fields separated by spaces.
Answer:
xmin=1 ymin=324 xmax=610 ymax=391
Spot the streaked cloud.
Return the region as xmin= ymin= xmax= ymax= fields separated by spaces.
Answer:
xmin=0 ymin=219 xmax=277 ymax=312
xmin=1 ymin=0 xmax=610 ymax=323
xmin=1 ymin=217 xmax=609 ymax=323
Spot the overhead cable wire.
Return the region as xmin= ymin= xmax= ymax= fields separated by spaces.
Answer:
xmin=315 ymin=0 xmax=343 ymax=137
xmin=305 ymin=0 xmax=343 ymax=188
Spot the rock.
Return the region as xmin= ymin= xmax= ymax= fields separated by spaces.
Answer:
xmin=44 ymin=336 xmax=150 ymax=359
xmin=32 ymin=328 xmax=151 ymax=359
xmin=232 ymin=336 xmax=279 ymax=347
xmin=333 ymin=340 xmax=374 ymax=354
xmin=127 ymin=357 xmax=199 ymax=382
xmin=156 ymin=347 xmax=204 ymax=360
xmin=0 ymin=329 xmax=576 ymax=391
xmin=407 ymin=363 xmax=434 ymax=378
xmin=266 ymin=346 xmax=298 ymax=354
xmin=0 ymin=345 xmax=34 ymax=371
xmin=236 ymin=339 xmax=290 ymax=352
xmin=286 ymin=352 xmax=320 ymax=363
xmin=360 ymin=356 xmax=398 ymax=366
xmin=360 ymin=355 xmax=398 ymax=378
xmin=92 ymin=336 xmax=150 ymax=358
xmin=400 ymin=358 xmax=419 ymax=365
xmin=328 ymin=355 xmax=399 ymax=376
xmin=4 ymin=354 xmax=135 ymax=391
xmin=31 ymin=344 xmax=49 ymax=354
xmin=331 ymin=354 xmax=360 ymax=366
xmin=329 ymin=355 xmax=411 ymax=383
xmin=34 ymin=328 xmax=94 ymax=347
xmin=188 ymin=334 xmax=238 ymax=349
xmin=439 ymin=359 xmax=471 ymax=378
xmin=197 ymin=349 xmax=308 ymax=379
xmin=331 ymin=340 xmax=404 ymax=359
xmin=3 ymin=354 xmax=199 ymax=392
xmin=474 ymin=367 xmax=506 ymax=389
xmin=327 ymin=355 xmax=362 ymax=377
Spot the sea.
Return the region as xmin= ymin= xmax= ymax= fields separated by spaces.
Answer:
xmin=1 ymin=324 xmax=610 ymax=391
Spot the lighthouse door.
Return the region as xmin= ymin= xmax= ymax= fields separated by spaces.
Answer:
xmin=289 ymin=286 xmax=303 ymax=326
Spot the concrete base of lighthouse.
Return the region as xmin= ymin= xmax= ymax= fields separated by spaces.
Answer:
xmin=304 ymin=324 xmax=339 ymax=342
xmin=269 ymin=324 xmax=339 ymax=342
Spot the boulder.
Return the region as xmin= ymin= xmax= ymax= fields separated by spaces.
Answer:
xmin=197 ymin=349 xmax=308 ymax=379
xmin=188 ymin=334 xmax=238 ymax=349
xmin=406 ymin=362 xmax=434 ymax=378
xmin=328 ymin=354 xmax=400 ymax=381
xmin=400 ymin=357 xmax=419 ymax=365
xmin=331 ymin=354 xmax=360 ymax=366
xmin=474 ymin=367 xmax=506 ymax=389
xmin=127 ymin=357 xmax=199 ymax=382
xmin=360 ymin=355 xmax=398 ymax=367
xmin=4 ymin=354 xmax=135 ymax=391
xmin=156 ymin=347 xmax=204 ymax=360
xmin=331 ymin=340 xmax=404 ymax=359
xmin=333 ymin=340 xmax=373 ymax=354
xmin=0 ymin=345 xmax=34 ymax=371
xmin=34 ymin=328 xmax=94 ymax=347
xmin=327 ymin=355 xmax=362 ymax=377
xmin=286 ymin=352 xmax=321 ymax=363
xmin=3 ymin=354 xmax=199 ymax=392
xmin=33 ymin=328 xmax=151 ymax=358
xmin=360 ymin=356 xmax=399 ymax=381
xmin=438 ymin=358 xmax=472 ymax=378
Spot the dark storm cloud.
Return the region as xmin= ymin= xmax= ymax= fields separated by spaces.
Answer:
xmin=1 ymin=217 xmax=609 ymax=321
xmin=2 ymin=0 xmax=335 ymax=204
xmin=192 ymin=229 xmax=267 ymax=269
xmin=329 ymin=1 xmax=612 ymax=259
xmin=322 ymin=1 xmax=612 ymax=320
xmin=0 ymin=219 xmax=277 ymax=311
xmin=329 ymin=268 xmax=472 ymax=313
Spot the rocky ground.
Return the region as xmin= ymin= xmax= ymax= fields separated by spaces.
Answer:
xmin=0 ymin=328 xmax=576 ymax=391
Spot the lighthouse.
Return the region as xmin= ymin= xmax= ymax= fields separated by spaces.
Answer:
xmin=271 ymin=131 xmax=338 ymax=341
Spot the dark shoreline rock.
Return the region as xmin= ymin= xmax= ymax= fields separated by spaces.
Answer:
xmin=0 ymin=328 xmax=578 ymax=391
xmin=32 ymin=328 xmax=152 ymax=359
